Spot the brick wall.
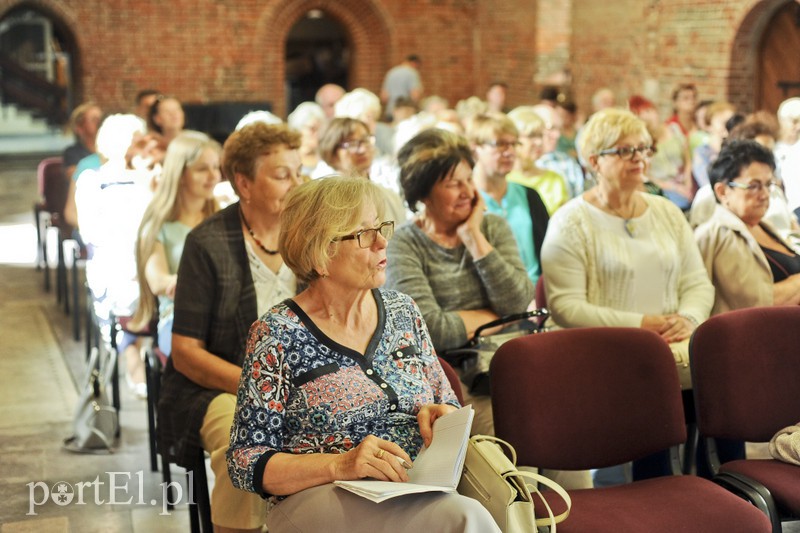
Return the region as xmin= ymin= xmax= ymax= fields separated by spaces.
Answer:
xmin=570 ymin=0 xmax=785 ymax=117
xmin=0 ymin=0 xmax=785 ymax=120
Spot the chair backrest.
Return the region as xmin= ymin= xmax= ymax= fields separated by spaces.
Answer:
xmin=491 ymin=327 xmax=686 ymax=470
xmin=690 ymin=306 xmax=800 ymax=442
xmin=438 ymin=356 xmax=465 ymax=405
xmin=38 ymin=157 xmax=67 ymax=213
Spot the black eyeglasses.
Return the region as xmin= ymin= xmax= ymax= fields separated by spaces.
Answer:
xmin=334 ymin=221 xmax=394 ymax=248
xmin=727 ymin=180 xmax=778 ymax=194
xmin=597 ymin=145 xmax=655 ymax=161
xmin=338 ymin=136 xmax=376 ymax=153
xmin=483 ymin=140 xmax=521 ymax=151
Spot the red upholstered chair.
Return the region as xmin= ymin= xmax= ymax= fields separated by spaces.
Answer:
xmin=490 ymin=327 xmax=771 ymax=533
xmin=32 ymin=157 xmax=69 ymax=293
xmin=690 ymin=306 xmax=800 ymax=532
xmin=438 ymin=356 xmax=465 ymax=405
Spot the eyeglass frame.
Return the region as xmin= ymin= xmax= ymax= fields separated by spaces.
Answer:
xmin=726 ymin=179 xmax=778 ymax=194
xmin=338 ymin=135 xmax=376 ymax=153
xmin=333 ymin=221 xmax=395 ymax=248
xmin=482 ymin=139 xmax=521 ymax=151
xmin=596 ymin=144 xmax=656 ymax=161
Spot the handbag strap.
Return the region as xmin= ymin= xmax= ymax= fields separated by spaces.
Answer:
xmin=470 ymin=435 xmax=517 ymax=465
xmin=512 ymin=470 xmax=572 ymax=530
xmin=473 ymin=308 xmax=549 ymax=338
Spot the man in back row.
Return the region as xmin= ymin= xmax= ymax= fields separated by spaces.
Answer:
xmin=381 ymin=54 xmax=423 ymax=121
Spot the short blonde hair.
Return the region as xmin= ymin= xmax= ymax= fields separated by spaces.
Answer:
xmin=507 ymin=106 xmax=546 ymax=137
xmin=578 ymin=108 xmax=651 ymax=162
xmin=465 ymin=113 xmax=518 ymax=145
xmin=280 ymin=177 xmax=387 ymax=284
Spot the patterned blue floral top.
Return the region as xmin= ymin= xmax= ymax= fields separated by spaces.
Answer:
xmin=227 ymin=288 xmax=460 ymax=495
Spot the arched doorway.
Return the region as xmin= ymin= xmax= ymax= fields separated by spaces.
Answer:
xmin=285 ymin=9 xmax=350 ymax=115
xmin=0 ymin=4 xmax=79 ymax=125
xmin=757 ymin=1 xmax=800 ymax=112
xmin=257 ymin=0 xmax=392 ymax=118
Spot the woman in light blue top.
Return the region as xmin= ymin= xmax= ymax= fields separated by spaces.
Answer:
xmin=467 ymin=113 xmax=550 ymax=285
xmin=131 ymin=131 xmax=221 ymax=355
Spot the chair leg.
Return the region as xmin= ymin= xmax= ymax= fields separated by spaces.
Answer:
xmin=71 ymin=247 xmax=81 ymax=341
xmin=188 ymin=495 xmax=201 ymax=533
xmin=42 ymin=224 xmax=51 ymax=292
xmin=56 ymin=233 xmax=67 ymax=311
xmin=161 ymin=453 xmax=175 ymax=511
xmin=683 ymin=422 xmax=698 ymax=474
xmin=195 ymin=451 xmax=213 ymax=533
xmin=145 ymin=351 xmax=159 ymax=472
xmin=34 ymin=206 xmax=42 ymax=271
xmin=85 ymin=284 xmax=95 ymax=361
xmin=187 ymin=450 xmax=212 ymax=533
xmin=109 ymin=319 xmax=121 ymax=436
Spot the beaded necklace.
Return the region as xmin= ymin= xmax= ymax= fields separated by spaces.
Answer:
xmin=240 ymin=205 xmax=279 ymax=255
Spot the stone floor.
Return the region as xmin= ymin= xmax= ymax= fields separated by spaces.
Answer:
xmin=0 ymin=154 xmax=191 ymax=532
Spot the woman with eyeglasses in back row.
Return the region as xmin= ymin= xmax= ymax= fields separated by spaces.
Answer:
xmin=315 ymin=117 xmax=408 ymax=224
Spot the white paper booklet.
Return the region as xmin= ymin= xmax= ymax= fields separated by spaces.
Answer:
xmin=334 ymin=405 xmax=474 ymax=502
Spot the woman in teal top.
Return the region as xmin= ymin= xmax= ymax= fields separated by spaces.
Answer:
xmin=466 ymin=113 xmax=550 ymax=284
xmin=131 ymin=131 xmax=221 ymax=354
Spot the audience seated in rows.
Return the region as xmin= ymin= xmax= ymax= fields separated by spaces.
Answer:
xmin=60 ymin=78 xmax=799 ymax=524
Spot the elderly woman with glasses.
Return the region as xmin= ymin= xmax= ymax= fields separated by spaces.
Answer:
xmin=541 ymin=108 xmax=713 ymax=380
xmin=227 ymin=177 xmax=499 ymax=533
xmin=695 ymin=139 xmax=800 ymax=313
xmin=541 ymin=107 xmax=714 ymax=484
xmin=316 ymin=117 xmax=407 ymax=223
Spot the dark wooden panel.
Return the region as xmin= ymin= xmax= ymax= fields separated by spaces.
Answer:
xmin=758 ymin=2 xmax=800 ymax=113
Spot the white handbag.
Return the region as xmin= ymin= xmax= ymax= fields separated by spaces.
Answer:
xmin=457 ymin=435 xmax=571 ymax=532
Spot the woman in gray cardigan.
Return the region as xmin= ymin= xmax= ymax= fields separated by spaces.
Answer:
xmin=385 ymin=128 xmax=534 ymax=353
